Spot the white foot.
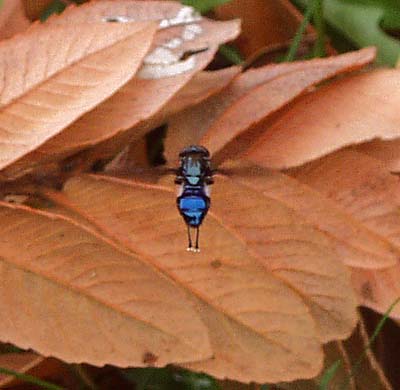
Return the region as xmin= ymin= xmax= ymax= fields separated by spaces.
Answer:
xmin=187 ymin=247 xmax=200 ymax=253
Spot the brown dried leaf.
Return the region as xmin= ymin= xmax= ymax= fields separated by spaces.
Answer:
xmin=164 ymin=48 xmax=375 ymax=164
xmin=40 ymin=171 xmax=361 ymax=383
xmin=0 ymin=352 xmax=44 ymax=387
xmin=0 ymin=19 xmax=157 ymax=177
xmin=353 ymin=139 xmax=400 ymax=173
xmin=220 ymin=161 xmax=398 ymax=269
xmin=0 ymin=353 xmax=64 ymax=388
xmin=292 ymin=151 xmax=400 ymax=248
xmin=5 ymin=1 xmax=240 ymax=177
xmin=200 ymin=174 xmax=357 ymax=342
xmin=161 ymin=67 xmax=241 ymax=118
xmin=352 ymin=266 xmax=400 ymax=319
xmin=246 ymin=69 xmax=400 ymax=169
xmin=202 ymin=48 xmax=376 ymax=164
xmin=0 ymin=202 xmax=210 ymax=366
xmin=291 ymin=150 xmax=400 ymax=319
xmin=0 ymin=0 xmax=30 ymax=40
xmin=344 ymin=317 xmax=393 ymax=390
xmin=214 ymin=0 xmax=313 ymax=58
xmin=280 ymin=319 xmax=393 ymax=390
xmin=105 ymin=67 xmax=240 ymax=174
xmin=32 ymin=186 xmax=321 ymax=383
xmin=22 ymin=0 xmax=54 ymax=20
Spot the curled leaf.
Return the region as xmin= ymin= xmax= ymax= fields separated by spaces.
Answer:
xmin=246 ymin=69 xmax=400 ymax=169
xmin=214 ymin=0 xmax=314 ymax=58
xmin=5 ymin=1 xmax=240 ymax=178
xmin=0 ymin=19 xmax=157 ymax=178
xmin=164 ymin=48 xmax=376 ymax=164
xmin=221 ymin=160 xmax=399 ymax=269
xmin=204 ymin=173 xmax=357 ymax=342
xmin=106 ymin=66 xmax=241 ymax=174
xmin=201 ymin=48 xmax=376 ymax=164
xmin=354 ymin=138 xmax=400 ymax=173
xmin=292 ymin=150 xmax=400 ymax=319
xmin=161 ymin=67 xmax=241 ymax=117
xmin=0 ymin=0 xmax=30 ymax=40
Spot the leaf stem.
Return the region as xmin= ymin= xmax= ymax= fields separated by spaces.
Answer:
xmin=71 ymin=364 xmax=98 ymax=390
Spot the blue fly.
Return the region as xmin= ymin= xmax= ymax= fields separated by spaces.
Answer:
xmin=174 ymin=145 xmax=214 ymax=252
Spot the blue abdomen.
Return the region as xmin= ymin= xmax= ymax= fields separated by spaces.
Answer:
xmin=177 ymin=188 xmax=210 ymax=227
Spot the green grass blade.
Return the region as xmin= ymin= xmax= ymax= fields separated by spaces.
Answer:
xmin=295 ymin=0 xmax=400 ymax=66
xmin=285 ymin=0 xmax=317 ymax=61
xmin=319 ymin=360 xmax=341 ymax=390
xmin=312 ymin=0 xmax=326 ymax=57
xmin=318 ymin=298 xmax=400 ymax=389
xmin=340 ymin=297 xmax=400 ymax=389
xmin=0 ymin=366 xmax=65 ymax=390
xmin=218 ymin=44 xmax=244 ymax=64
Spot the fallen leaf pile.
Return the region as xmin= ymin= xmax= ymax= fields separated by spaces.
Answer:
xmin=1 ymin=0 xmax=400 ymax=386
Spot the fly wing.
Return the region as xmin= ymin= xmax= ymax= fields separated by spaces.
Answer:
xmin=104 ymin=165 xmax=177 ymax=183
xmin=213 ymin=165 xmax=263 ymax=177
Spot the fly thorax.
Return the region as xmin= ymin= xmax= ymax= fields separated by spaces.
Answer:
xmin=187 ymin=176 xmax=200 ymax=185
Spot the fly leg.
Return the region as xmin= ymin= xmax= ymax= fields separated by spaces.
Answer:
xmin=194 ymin=227 xmax=200 ymax=252
xmin=186 ymin=226 xmax=200 ymax=253
xmin=186 ymin=225 xmax=193 ymax=251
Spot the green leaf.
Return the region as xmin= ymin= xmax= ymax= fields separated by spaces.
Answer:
xmin=40 ymin=0 xmax=67 ymax=22
xmin=294 ymin=0 xmax=400 ymax=65
xmin=181 ymin=0 xmax=233 ymax=14
xmin=123 ymin=367 xmax=220 ymax=390
xmin=325 ymin=0 xmax=400 ymax=65
xmin=123 ymin=367 xmax=175 ymax=390
xmin=218 ymin=44 xmax=244 ymax=64
xmin=173 ymin=371 xmax=220 ymax=390
xmin=0 ymin=344 xmax=24 ymax=354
